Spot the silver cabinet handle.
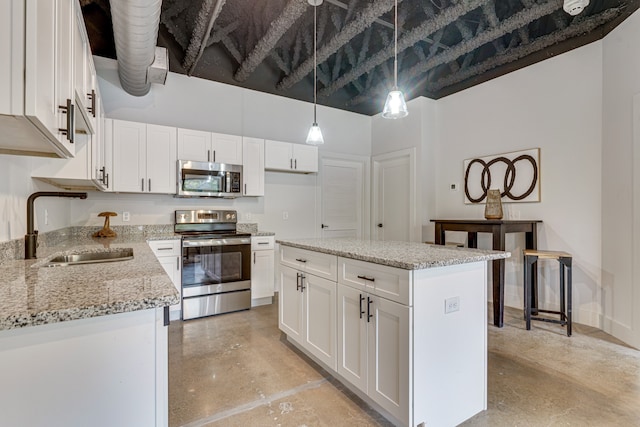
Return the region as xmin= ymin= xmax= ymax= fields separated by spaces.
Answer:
xmin=141 ymin=178 xmax=144 ymax=192
xmin=244 ymin=183 xmax=247 ymax=195
xmin=296 ymin=272 xmax=301 ymax=291
xmin=176 ymin=258 xmax=179 ymax=270
xmin=87 ymin=89 xmax=96 ymax=117
xmin=58 ymin=99 xmax=74 ymax=143
xmin=257 ymin=242 xmax=269 ymax=245
xmin=213 ymin=150 xmax=216 ymax=162
xmin=290 ymin=158 xmax=293 ymax=169
xmin=208 ymin=149 xmax=211 ymax=162
xmin=157 ymin=247 xmax=173 ymax=251
xmin=105 ymin=173 xmax=109 ymax=188
xmin=295 ymin=258 xmax=307 ymax=263
xmin=300 ymin=274 xmax=305 ymax=292
xmin=253 ymin=252 xmax=256 ymax=263
xmin=148 ymin=179 xmax=151 ymax=192
xmin=294 ymin=159 xmax=297 ymax=169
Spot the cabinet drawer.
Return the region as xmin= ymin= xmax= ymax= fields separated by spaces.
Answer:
xmin=251 ymin=235 xmax=274 ymax=250
xmin=280 ymin=246 xmax=337 ymax=281
xmin=339 ymin=257 xmax=412 ymax=306
xmin=148 ymin=239 xmax=181 ymax=257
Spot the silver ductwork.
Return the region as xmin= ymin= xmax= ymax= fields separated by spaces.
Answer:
xmin=109 ymin=0 xmax=163 ymax=96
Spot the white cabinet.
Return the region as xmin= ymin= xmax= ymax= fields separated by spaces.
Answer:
xmin=242 ymin=137 xmax=265 ymax=196
xmin=337 ymin=279 xmax=410 ymax=425
xmin=0 ymin=0 xmax=77 ymax=158
xmin=279 ymin=246 xmax=338 ymax=370
xmin=251 ymin=236 xmax=274 ymax=306
xmin=265 ymin=140 xmax=318 ymax=173
xmin=279 ymin=264 xmax=337 ymax=370
xmin=113 ymin=120 xmax=177 ymax=194
xmin=71 ymin=2 xmax=95 ymax=135
xmin=177 ymin=128 xmax=242 ymax=164
xmin=149 ymin=239 xmax=182 ymax=321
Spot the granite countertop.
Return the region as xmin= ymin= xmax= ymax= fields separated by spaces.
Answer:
xmin=277 ymin=238 xmax=510 ymax=270
xmin=0 ymin=232 xmax=180 ymax=331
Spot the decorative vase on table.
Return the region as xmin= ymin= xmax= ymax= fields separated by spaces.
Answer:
xmin=484 ymin=189 xmax=503 ymax=220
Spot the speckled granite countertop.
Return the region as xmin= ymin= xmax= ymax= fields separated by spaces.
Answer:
xmin=277 ymin=238 xmax=510 ymax=270
xmin=0 ymin=231 xmax=180 ymax=331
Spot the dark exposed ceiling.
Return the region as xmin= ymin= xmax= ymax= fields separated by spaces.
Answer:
xmin=81 ymin=0 xmax=639 ymax=116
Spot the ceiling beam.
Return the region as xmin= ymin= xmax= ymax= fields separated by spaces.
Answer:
xmin=277 ymin=0 xmax=400 ymax=91
xmin=319 ymin=0 xmax=491 ymax=97
xmin=429 ymin=7 xmax=621 ymax=92
xmin=182 ymin=0 xmax=227 ymax=75
xmin=234 ymin=0 xmax=308 ymax=82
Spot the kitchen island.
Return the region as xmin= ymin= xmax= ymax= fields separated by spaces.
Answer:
xmin=277 ymin=238 xmax=509 ymax=427
xmin=0 ymin=231 xmax=179 ymax=427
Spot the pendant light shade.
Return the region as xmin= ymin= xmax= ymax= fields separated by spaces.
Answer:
xmin=382 ymin=0 xmax=408 ymax=119
xmin=382 ymin=89 xmax=408 ymax=119
xmin=306 ymin=0 xmax=324 ymax=145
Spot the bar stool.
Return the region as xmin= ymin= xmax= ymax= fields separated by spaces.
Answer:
xmin=523 ymin=249 xmax=572 ymax=336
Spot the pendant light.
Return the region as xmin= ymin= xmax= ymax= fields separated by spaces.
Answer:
xmin=382 ymin=0 xmax=408 ymax=119
xmin=306 ymin=0 xmax=324 ymax=145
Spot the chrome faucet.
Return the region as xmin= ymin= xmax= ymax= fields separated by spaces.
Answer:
xmin=25 ymin=192 xmax=88 ymax=259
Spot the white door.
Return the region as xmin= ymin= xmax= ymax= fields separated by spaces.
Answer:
xmin=368 ymin=295 xmax=411 ymax=426
xmin=146 ymin=124 xmax=177 ymax=194
xmin=320 ymin=158 xmax=364 ymax=238
xmin=211 ymin=133 xmax=242 ymax=164
xmin=337 ymin=284 xmax=368 ymax=394
xmin=303 ymin=273 xmax=337 ymax=370
xmin=279 ymin=265 xmax=303 ymax=343
xmin=372 ymin=149 xmax=415 ymax=242
xmin=112 ymin=120 xmax=146 ymax=192
xmin=177 ymin=128 xmax=211 ymax=162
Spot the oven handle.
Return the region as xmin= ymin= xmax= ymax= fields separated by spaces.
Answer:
xmin=182 ymin=237 xmax=251 ymax=247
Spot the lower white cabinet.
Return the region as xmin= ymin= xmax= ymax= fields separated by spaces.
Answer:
xmin=279 ymin=264 xmax=337 ymax=370
xmin=338 ymin=283 xmax=410 ymax=425
xmin=251 ymin=236 xmax=274 ymax=306
xmin=148 ymin=239 xmax=181 ymax=320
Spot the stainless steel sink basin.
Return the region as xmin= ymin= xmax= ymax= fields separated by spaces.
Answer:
xmin=44 ymin=248 xmax=134 ymax=267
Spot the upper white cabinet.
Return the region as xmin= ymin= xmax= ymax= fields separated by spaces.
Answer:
xmin=112 ymin=120 xmax=177 ymax=194
xmin=0 ymin=0 xmax=97 ymax=158
xmin=177 ymin=128 xmax=242 ymax=164
xmin=242 ymin=137 xmax=265 ymax=196
xmin=265 ymin=140 xmax=318 ymax=173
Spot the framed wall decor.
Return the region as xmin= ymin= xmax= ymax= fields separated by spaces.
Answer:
xmin=464 ymin=148 xmax=540 ymax=204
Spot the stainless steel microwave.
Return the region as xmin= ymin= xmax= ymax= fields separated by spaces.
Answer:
xmin=176 ymin=160 xmax=242 ymax=198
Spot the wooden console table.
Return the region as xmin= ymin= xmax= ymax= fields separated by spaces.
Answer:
xmin=431 ymin=219 xmax=542 ymax=328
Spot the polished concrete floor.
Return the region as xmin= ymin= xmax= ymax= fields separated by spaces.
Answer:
xmin=168 ymin=300 xmax=640 ymax=427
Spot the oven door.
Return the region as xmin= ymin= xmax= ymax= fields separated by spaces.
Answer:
xmin=181 ymin=237 xmax=251 ymax=298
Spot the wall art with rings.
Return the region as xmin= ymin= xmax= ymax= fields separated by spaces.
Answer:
xmin=463 ymin=148 xmax=540 ymax=204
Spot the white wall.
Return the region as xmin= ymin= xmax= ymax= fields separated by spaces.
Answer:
xmin=70 ymin=57 xmax=371 ymax=240
xmin=602 ymin=9 xmax=640 ymax=347
xmin=0 ymin=155 xmax=75 ymax=243
xmin=435 ymin=42 xmax=604 ymax=327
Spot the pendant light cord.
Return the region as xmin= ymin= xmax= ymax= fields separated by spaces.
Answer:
xmin=393 ymin=0 xmax=398 ymax=90
xmin=313 ymin=4 xmax=318 ymax=124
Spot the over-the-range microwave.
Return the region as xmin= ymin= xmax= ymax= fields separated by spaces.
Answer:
xmin=176 ymin=160 xmax=242 ymax=198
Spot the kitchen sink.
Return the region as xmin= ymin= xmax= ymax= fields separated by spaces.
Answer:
xmin=44 ymin=248 xmax=134 ymax=267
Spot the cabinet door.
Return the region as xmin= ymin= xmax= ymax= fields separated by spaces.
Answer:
xmin=264 ymin=140 xmax=293 ymax=170
xmin=103 ymin=118 xmax=113 ymax=191
xmin=337 ymin=284 xmax=368 ymax=393
xmin=24 ymin=0 xmax=74 ymax=156
xmin=251 ymin=249 xmax=274 ymax=301
xmin=292 ymin=144 xmax=318 ymax=173
xmin=146 ymin=124 xmax=177 ymax=194
xmin=279 ymin=265 xmax=304 ymax=343
xmin=368 ymin=296 xmax=411 ymax=426
xmin=177 ymin=128 xmax=211 ymax=162
xmin=72 ymin=6 xmax=87 ymax=112
xmin=303 ymin=273 xmax=337 ymax=370
xmin=242 ymin=137 xmax=265 ymax=196
xmin=112 ymin=120 xmax=146 ymax=192
xmin=211 ymin=133 xmax=242 ymax=164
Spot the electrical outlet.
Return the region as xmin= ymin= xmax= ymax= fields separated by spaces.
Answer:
xmin=282 ymin=211 xmax=289 ymax=220
xmin=445 ymin=296 xmax=460 ymax=314
xmin=122 ymin=211 xmax=130 ymax=222
xmin=245 ymin=212 xmax=252 ymax=220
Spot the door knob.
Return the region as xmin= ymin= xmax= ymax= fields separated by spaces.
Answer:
xmin=377 ymin=223 xmax=383 ymax=228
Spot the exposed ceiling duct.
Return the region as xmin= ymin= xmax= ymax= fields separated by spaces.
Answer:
xmin=109 ymin=0 xmax=163 ymax=96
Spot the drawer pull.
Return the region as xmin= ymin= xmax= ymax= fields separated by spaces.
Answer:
xmin=295 ymin=258 xmax=307 ymax=263
xmin=257 ymin=242 xmax=269 ymax=245
xmin=157 ymin=247 xmax=173 ymax=251
xmin=357 ymin=275 xmax=375 ymax=282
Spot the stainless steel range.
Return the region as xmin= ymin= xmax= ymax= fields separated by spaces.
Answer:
xmin=175 ymin=209 xmax=251 ymax=320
